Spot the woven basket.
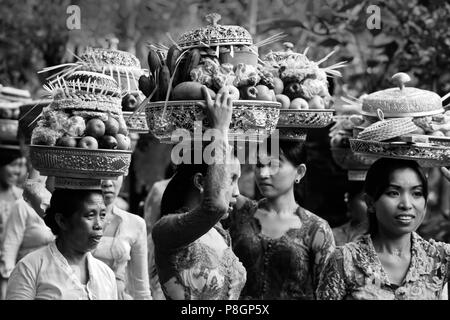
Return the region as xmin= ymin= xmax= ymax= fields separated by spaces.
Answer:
xmin=331 ymin=147 xmax=375 ymax=170
xmin=357 ymin=117 xmax=417 ymax=141
xmin=123 ymin=111 xmax=148 ymax=133
xmin=349 ymin=138 xmax=450 ymax=167
xmin=145 ymin=100 xmax=280 ymax=144
xmin=276 ymin=109 xmax=334 ymax=128
xmin=30 ymin=145 xmax=132 ymax=179
xmin=0 ymin=119 xmax=18 ymax=142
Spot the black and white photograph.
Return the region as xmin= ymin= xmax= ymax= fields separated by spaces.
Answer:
xmin=0 ymin=0 xmax=449 ymax=312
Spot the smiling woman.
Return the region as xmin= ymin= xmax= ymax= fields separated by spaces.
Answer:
xmin=317 ymin=158 xmax=450 ymax=300
xmin=6 ymin=189 xmax=117 ymax=300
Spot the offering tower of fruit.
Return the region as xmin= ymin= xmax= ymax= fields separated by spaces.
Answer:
xmin=142 ymin=13 xmax=282 ymax=143
xmin=29 ymin=71 xmax=132 ymax=188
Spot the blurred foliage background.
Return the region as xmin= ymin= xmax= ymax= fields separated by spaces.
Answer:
xmin=1 ymin=0 xmax=449 ymax=240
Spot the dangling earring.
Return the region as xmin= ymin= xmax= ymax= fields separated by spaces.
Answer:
xmin=295 ymin=178 xmax=300 ymax=184
xmin=199 ymin=187 xmax=204 ymax=194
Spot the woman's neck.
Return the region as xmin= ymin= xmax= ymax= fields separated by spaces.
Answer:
xmin=372 ymin=231 xmax=412 ymax=257
xmin=56 ymin=237 xmax=88 ymax=265
xmin=265 ymin=190 xmax=298 ymax=216
xmin=105 ymin=202 xmax=114 ymax=215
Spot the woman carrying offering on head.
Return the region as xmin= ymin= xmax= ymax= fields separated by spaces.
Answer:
xmin=152 ymin=86 xmax=246 ymax=300
xmin=228 ymin=139 xmax=335 ymax=300
xmin=6 ymin=188 xmax=117 ymax=300
xmin=92 ymin=175 xmax=151 ymax=300
xmin=317 ymin=158 xmax=450 ymax=300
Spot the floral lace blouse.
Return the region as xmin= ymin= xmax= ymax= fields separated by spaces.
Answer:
xmin=152 ymin=204 xmax=247 ymax=300
xmin=317 ymin=233 xmax=450 ymax=300
xmin=229 ymin=199 xmax=335 ymax=300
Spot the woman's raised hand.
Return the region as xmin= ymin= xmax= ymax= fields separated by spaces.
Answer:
xmin=202 ymin=86 xmax=233 ymax=133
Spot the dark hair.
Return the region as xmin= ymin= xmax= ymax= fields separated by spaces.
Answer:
xmin=364 ymin=158 xmax=428 ymax=235
xmin=0 ymin=146 xmax=22 ymax=167
xmin=44 ymin=189 xmax=103 ymax=235
xmin=347 ymin=181 xmax=365 ymax=201
xmin=160 ymin=163 xmax=208 ymax=217
xmin=259 ymin=137 xmax=306 ymax=167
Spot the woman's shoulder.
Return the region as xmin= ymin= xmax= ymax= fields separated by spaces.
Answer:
xmin=114 ymin=206 xmax=146 ymax=229
xmin=15 ymin=243 xmax=52 ymax=269
xmin=413 ymin=232 xmax=450 ymax=259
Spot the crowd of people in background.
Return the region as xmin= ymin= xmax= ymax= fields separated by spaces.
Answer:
xmin=0 ymin=87 xmax=449 ymax=300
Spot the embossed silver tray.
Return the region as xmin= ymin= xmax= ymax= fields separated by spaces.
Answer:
xmin=145 ymin=100 xmax=281 ymax=143
xmin=123 ymin=111 xmax=148 ymax=133
xmin=276 ymin=109 xmax=334 ymax=128
xmin=349 ymin=138 xmax=450 ymax=167
xmin=331 ymin=147 xmax=375 ymax=170
xmin=30 ymin=145 xmax=132 ymax=179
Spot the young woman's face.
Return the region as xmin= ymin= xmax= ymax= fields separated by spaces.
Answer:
xmin=101 ymin=175 xmax=123 ymax=206
xmin=0 ymin=157 xmax=23 ymax=188
xmin=255 ymin=151 xmax=302 ymax=199
xmin=373 ymin=168 xmax=426 ymax=236
xmin=62 ymin=192 xmax=106 ymax=253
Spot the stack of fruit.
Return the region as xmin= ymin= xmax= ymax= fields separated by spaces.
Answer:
xmin=349 ymin=73 xmax=450 ymax=167
xmin=29 ymin=71 xmax=132 ymax=188
xmin=0 ymin=85 xmax=31 ymax=143
xmin=140 ymin=13 xmax=281 ymax=143
xmin=260 ymin=42 xmax=345 ymax=140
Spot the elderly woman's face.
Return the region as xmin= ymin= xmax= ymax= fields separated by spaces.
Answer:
xmin=0 ymin=157 xmax=23 ymax=187
xmin=372 ymin=168 xmax=426 ymax=236
xmin=63 ymin=192 xmax=106 ymax=252
xmin=101 ymin=175 xmax=123 ymax=206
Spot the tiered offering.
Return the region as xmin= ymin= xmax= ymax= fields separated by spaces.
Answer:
xmin=142 ymin=13 xmax=281 ymax=143
xmin=30 ymin=71 xmax=132 ymax=188
xmin=350 ymin=73 xmax=450 ymax=167
xmin=40 ymin=40 xmax=148 ymax=133
xmin=261 ymin=42 xmax=345 ymax=141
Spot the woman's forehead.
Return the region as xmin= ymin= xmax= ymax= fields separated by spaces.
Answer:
xmin=389 ymin=167 xmax=422 ymax=186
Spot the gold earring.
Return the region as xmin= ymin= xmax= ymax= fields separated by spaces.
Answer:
xmin=295 ymin=178 xmax=300 ymax=184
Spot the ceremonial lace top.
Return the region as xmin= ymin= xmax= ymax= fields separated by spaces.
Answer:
xmin=92 ymin=206 xmax=151 ymax=300
xmin=228 ymin=199 xmax=335 ymax=300
xmin=0 ymin=186 xmax=22 ymax=247
xmin=0 ymin=199 xmax=55 ymax=278
xmin=152 ymin=204 xmax=247 ymax=300
xmin=317 ymin=233 xmax=450 ymax=300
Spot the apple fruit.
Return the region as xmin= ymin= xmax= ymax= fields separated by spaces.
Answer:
xmin=273 ymin=77 xmax=284 ymax=95
xmin=223 ymin=85 xmax=240 ymax=100
xmin=0 ymin=108 xmax=13 ymax=119
xmin=308 ymin=95 xmax=325 ymax=109
xmin=430 ymin=130 xmax=445 ymax=137
xmin=12 ymin=109 xmax=20 ymax=120
xmin=78 ymin=136 xmax=98 ymax=149
xmin=269 ymin=90 xmax=277 ymax=102
xmin=98 ymin=135 xmax=118 ymax=149
xmin=290 ymin=98 xmax=309 ymax=109
xmin=118 ymin=117 xmax=129 ymax=135
xmin=56 ymin=136 xmax=77 ymax=148
xmin=85 ymin=118 xmax=106 ymax=138
xmin=240 ymin=85 xmax=258 ymax=100
xmin=255 ymin=85 xmax=272 ymax=101
xmin=115 ymin=133 xmax=131 ymax=150
xmin=276 ymin=94 xmax=291 ymax=109
xmin=104 ymin=116 xmax=120 ymax=136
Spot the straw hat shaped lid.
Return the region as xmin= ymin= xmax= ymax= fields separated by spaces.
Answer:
xmin=362 ymin=73 xmax=443 ymax=118
xmin=357 ymin=109 xmax=418 ymax=141
xmin=177 ymin=13 xmax=253 ymax=49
